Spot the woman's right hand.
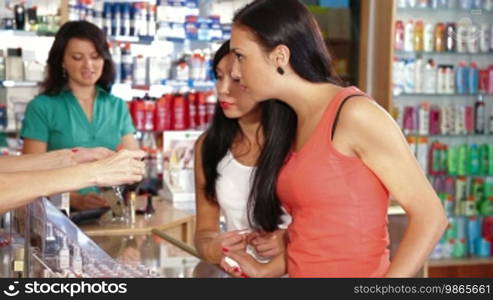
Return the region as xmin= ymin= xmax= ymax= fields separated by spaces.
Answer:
xmin=87 ymin=149 xmax=146 ymax=187
xmin=72 ymin=147 xmax=114 ymax=164
xmin=206 ymin=230 xmax=249 ymax=261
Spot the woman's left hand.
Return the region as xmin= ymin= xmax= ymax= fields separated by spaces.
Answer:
xmin=247 ymin=229 xmax=287 ymax=258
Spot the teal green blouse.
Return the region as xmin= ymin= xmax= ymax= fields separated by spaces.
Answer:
xmin=21 ymin=86 xmax=135 ymax=151
xmin=20 ymin=86 xmax=136 ymax=195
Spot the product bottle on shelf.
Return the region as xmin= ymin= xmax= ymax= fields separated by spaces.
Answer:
xmin=474 ymin=94 xmax=485 ymax=134
xmin=445 ymin=22 xmax=456 ymax=52
xmin=14 ymin=3 xmax=25 ymax=30
xmin=424 ymin=22 xmax=434 ymax=52
xmin=414 ymin=20 xmax=424 ymax=52
xmin=405 ymin=20 xmax=415 ymax=52
xmin=434 ymin=22 xmax=445 ymax=52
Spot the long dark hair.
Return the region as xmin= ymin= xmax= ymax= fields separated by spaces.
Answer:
xmin=42 ymin=20 xmax=115 ymax=95
xmin=202 ymin=41 xmax=297 ymax=232
xmin=233 ymin=0 xmax=340 ymax=84
xmin=231 ymin=0 xmax=341 ymax=230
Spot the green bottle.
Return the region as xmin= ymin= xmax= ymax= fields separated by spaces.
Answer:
xmin=479 ymin=144 xmax=489 ymax=175
xmin=485 ymin=178 xmax=493 ymax=199
xmin=468 ymin=144 xmax=480 ymax=175
xmin=457 ymin=144 xmax=468 ymax=176
xmin=479 ymin=198 xmax=493 ymax=216
xmin=447 ymin=146 xmax=458 ymax=175
xmin=489 ymin=145 xmax=493 ymax=175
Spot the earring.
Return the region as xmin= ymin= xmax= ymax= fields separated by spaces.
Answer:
xmin=277 ymin=67 xmax=285 ymax=75
xmin=62 ymin=68 xmax=67 ymax=78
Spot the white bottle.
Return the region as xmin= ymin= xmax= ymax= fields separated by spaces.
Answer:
xmin=424 ymin=59 xmax=437 ymax=94
xmin=148 ymin=5 xmax=156 ymax=37
xmin=132 ymin=55 xmax=147 ymax=86
xmin=445 ymin=66 xmax=455 ymax=94
xmin=457 ymin=21 xmax=469 ymax=53
xmin=404 ymin=20 xmax=415 ymax=52
xmin=423 ymin=23 xmax=435 ymax=52
xmin=58 ymin=237 xmax=70 ymax=270
xmin=479 ymin=24 xmax=490 ymax=53
xmin=71 ymin=247 xmax=83 ymax=275
xmin=414 ymin=58 xmax=424 ymax=93
xmin=437 ymin=65 xmax=446 ymax=94
xmin=111 ymin=43 xmax=122 ymax=83
xmin=467 ymin=24 xmax=479 ymax=53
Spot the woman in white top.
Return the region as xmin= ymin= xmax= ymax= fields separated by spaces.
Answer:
xmin=194 ymin=41 xmax=296 ymax=269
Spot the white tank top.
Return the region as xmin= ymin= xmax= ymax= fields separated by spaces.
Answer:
xmin=215 ymin=151 xmax=291 ymax=232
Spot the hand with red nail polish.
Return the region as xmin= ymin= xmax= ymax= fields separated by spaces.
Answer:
xmin=197 ymin=230 xmax=249 ymax=264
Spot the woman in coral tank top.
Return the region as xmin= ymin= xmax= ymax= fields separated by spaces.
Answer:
xmin=219 ymin=0 xmax=447 ymax=278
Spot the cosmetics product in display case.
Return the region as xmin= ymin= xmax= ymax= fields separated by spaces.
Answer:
xmin=3 ymin=197 xmax=154 ymax=278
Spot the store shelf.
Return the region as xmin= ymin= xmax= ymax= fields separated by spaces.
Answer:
xmin=397 ymin=6 xmax=493 ymax=14
xmin=428 ymin=174 xmax=493 ymax=178
xmin=428 ymin=256 xmax=493 ymax=267
xmin=405 ymin=133 xmax=493 ymax=138
xmin=394 ymin=93 xmax=492 ymax=97
xmin=0 ymin=81 xmax=40 ymax=88
xmin=0 ymin=29 xmax=56 ymax=37
xmin=109 ymin=35 xmax=154 ymax=45
xmin=395 ymin=50 xmax=493 ymax=56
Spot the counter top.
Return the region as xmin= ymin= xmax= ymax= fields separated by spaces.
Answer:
xmin=91 ymin=233 xmax=227 ymax=278
xmin=80 ymin=197 xmax=194 ymax=235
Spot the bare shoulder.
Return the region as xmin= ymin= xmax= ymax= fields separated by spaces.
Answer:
xmin=337 ymin=96 xmax=398 ymax=132
xmin=336 ymin=96 xmax=403 ymax=151
xmin=194 ymin=132 xmax=208 ymax=151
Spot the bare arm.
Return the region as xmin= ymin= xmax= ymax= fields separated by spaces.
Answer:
xmin=193 ymin=134 xmax=247 ymax=263
xmin=0 ymin=149 xmax=74 ymax=172
xmin=120 ymin=133 xmax=140 ymax=150
xmin=0 ymin=150 xmax=146 ymax=213
xmin=336 ymin=98 xmax=448 ymax=277
xmin=1 ymin=147 xmax=115 ymax=173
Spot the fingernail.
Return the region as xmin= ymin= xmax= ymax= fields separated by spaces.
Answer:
xmin=71 ymin=149 xmax=79 ymax=153
xmin=233 ymin=267 xmax=240 ymax=273
xmin=222 ymin=247 xmax=229 ymax=252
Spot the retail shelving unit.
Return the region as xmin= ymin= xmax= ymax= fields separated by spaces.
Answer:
xmin=360 ymin=0 xmax=493 ymax=278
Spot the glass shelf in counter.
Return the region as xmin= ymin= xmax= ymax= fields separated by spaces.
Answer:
xmin=0 ymin=80 xmax=41 ymax=88
xmin=395 ymin=50 xmax=493 ymax=56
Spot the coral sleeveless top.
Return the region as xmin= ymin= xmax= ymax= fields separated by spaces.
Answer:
xmin=277 ymin=86 xmax=390 ymax=277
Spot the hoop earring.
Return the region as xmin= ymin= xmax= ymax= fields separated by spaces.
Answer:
xmin=277 ymin=67 xmax=285 ymax=75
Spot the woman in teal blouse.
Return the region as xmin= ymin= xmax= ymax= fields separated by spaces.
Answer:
xmin=21 ymin=21 xmax=139 ymax=211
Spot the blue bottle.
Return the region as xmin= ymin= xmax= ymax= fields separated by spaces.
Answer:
xmin=467 ymin=216 xmax=481 ymax=255
xmin=121 ymin=3 xmax=131 ymax=37
xmin=103 ymin=3 xmax=112 ymax=37
xmin=456 ymin=61 xmax=467 ymax=94
xmin=112 ymin=3 xmax=121 ymax=37
xmin=468 ymin=62 xmax=479 ymax=95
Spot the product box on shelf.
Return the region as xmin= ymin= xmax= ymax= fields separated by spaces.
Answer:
xmin=160 ymin=130 xmax=202 ymax=212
